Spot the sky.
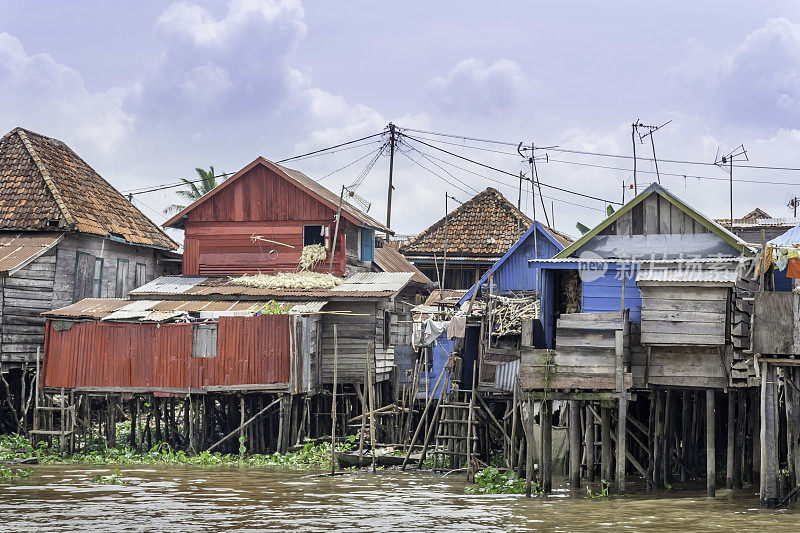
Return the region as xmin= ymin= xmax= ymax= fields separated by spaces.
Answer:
xmin=2 ymin=1 xmax=800 ymax=243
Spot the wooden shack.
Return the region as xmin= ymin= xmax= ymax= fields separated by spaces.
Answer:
xmin=0 ymin=127 xmax=179 ymax=432
xmin=521 ymin=183 xmax=755 ymax=496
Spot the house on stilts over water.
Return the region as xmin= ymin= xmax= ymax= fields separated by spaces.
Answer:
xmin=0 ymin=127 xmax=179 ymax=434
xmin=518 ymin=183 xmax=768 ymax=497
xmin=40 ymin=156 xmax=429 ymax=454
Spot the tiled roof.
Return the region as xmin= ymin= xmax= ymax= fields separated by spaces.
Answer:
xmin=0 ymin=128 xmax=177 ymax=250
xmin=400 ymin=187 xmax=532 ymax=258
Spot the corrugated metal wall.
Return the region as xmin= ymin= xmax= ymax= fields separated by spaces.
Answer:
xmin=581 ymin=266 xmax=642 ymax=322
xmin=493 ymin=231 xmax=560 ymax=293
xmin=43 ymin=315 xmax=291 ymax=390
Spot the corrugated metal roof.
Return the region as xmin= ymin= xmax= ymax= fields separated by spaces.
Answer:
xmin=373 ymin=246 xmax=432 ymax=284
xmin=333 ymin=272 xmax=414 ymax=292
xmin=129 ymin=274 xmax=410 ymax=300
xmin=0 ymin=232 xmax=62 ymax=274
xmin=44 ymin=298 xmax=314 ymax=322
xmin=636 ymin=268 xmax=739 ymax=285
xmin=130 ymin=276 xmax=208 ymax=294
xmin=289 ymin=301 xmax=328 ymax=314
xmin=529 ymin=257 xmax=748 ymax=264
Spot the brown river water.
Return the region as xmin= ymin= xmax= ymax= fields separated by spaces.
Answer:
xmin=1 ymin=465 xmax=799 ymax=532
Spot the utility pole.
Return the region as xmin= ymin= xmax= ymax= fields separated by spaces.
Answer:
xmin=631 ymin=123 xmax=638 ymax=194
xmin=789 ymin=196 xmax=800 ymax=218
xmin=385 ymin=123 xmax=396 ymax=234
xmin=517 ymin=171 xmax=523 ymax=234
xmin=441 ymin=192 xmax=449 ymax=299
xmin=715 ymin=145 xmax=748 ymax=232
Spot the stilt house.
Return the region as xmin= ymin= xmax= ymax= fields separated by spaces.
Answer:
xmin=41 ymin=156 xmax=427 ymax=402
xmin=0 ymin=127 xmax=178 ymax=415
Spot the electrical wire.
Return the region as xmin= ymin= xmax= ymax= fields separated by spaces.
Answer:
xmin=398 ymin=150 xmax=473 ymax=197
xmin=318 ymin=144 xmax=386 ymax=182
xmin=403 ymin=134 xmax=622 ymax=205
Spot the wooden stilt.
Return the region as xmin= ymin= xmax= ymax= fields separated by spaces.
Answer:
xmin=706 ymin=388 xmax=716 ymax=497
xmin=510 ymin=383 xmax=519 ymax=470
xmin=601 ymin=404 xmax=612 ymax=482
xmin=331 ymin=324 xmax=338 ymax=475
xmin=585 ymin=402 xmax=595 ymax=482
xmin=616 ymin=392 xmax=628 ymax=494
xmin=662 ymin=390 xmax=672 ymax=487
xmin=680 ymin=390 xmax=691 ymax=482
xmin=277 ymin=395 xmax=291 ymax=454
xmin=524 ymin=397 xmax=535 ymax=497
xmin=727 ymin=390 xmax=736 ymax=489
xmin=652 ymin=390 xmax=664 ymax=488
xmin=792 ymin=370 xmax=800 ymax=494
xmin=541 ymin=400 xmax=552 ymax=492
xmin=761 ymin=362 xmax=778 ymax=506
xmin=367 ymin=341 xmax=377 ymax=473
xmin=752 ymin=387 xmax=761 ymax=486
xmin=735 ymin=389 xmax=745 ymax=489
xmin=569 ymin=400 xmax=581 ymax=488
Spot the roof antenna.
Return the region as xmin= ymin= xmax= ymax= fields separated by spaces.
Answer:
xmin=636 ymin=120 xmax=672 ymax=185
xmin=715 ymin=144 xmax=748 ymax=232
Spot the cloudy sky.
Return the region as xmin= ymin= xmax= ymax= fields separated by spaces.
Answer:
xmin=3 ymin=1 xmax=800 ymax=242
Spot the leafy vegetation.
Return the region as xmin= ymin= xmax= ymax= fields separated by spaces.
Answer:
xmin=91 ymin=468 xmax=124 ymax=484
xmin=0 ymin=465 xmax=32 ymax=482
xmin=0 ymin=433 xmax=354 ymax=470
xmin=586 ymin=479 xmax=611 ymax=498
xmin=465 ymin=467 xmax=537 ymax=495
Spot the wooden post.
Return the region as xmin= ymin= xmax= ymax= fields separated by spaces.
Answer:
xmin=569 ymin=399 xmax=581 ymax=488
xmin=585 ymin=402 xmax=595 ymax=482
xmin=510 ymin=382 xmax=519 ymax=470
xmin=616 ymin=393 xmax=628 ymax=494
xmin=761 ymin=362 xmax=778 ymax=506
xmin=525 ymin=398 xmax=535 ymax=497
xmin=601 ymin=404 xmax=612 ymax=482
xmin=277 ymin=395 xmax=291 ymax=454
xmin=331 ymin=324 xmax=338 ymax=475
xmin=706 ymin=389 xmax=716 ymax=497
xmin=727 ymin=389 xmax=735 ymax=489
xmin=541 ymin=399 xmax=552 ymax=492
xmin=652 ymin=390 xmax=664 ymax=488
xmin=680 ymin=390 xmax=691 ymax=482
xmin=401 ymin=356 xmax=450 ymax=470
xmin=753 ymin=387 xmax=761 ymax=486
xmin=735 ymin=389 xmax=745 ymax=489
xmin=367 ymin=341 xmax=377 ymax=473
xmin=239 ymin=395 xmax=246 ymax=459
xmin=465 ymin=361 xmax=477 ymax=480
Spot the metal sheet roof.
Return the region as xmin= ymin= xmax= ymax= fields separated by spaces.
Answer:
xmin=129 ymin=273 xmax=411 ymax=300
xmin=333 ymin=272 xmax=414 ymax=292
xmin=373 ymin=246 xmax=432 ymax=284
xmin=289 ymin=301 xmax=328 ymax=314
xmin=636 ymin=268 xmax=739 ymax=285
xmin=130 ymin=276 xmax=208 ymax=294
xmin=0 ymin=232 xmax=62 ymax=274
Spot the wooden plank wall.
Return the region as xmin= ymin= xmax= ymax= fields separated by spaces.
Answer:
xmin=600 ymin=192 xmax=710 ymax=237
xmin=646 ymin=345 xmax=730 ymax=389
xmin=0 ymin=250 xmax=56 ymax=364
xmin=752 ymin=291 xmax=796 ymax=355
xmin=639 ymin=285 xmax=728 ymax=345
xmin=520 ymin=311 xmax=629 ymax=390
xmin=52 ymin=234 xmax=164 ymax=311
xmin=320 ymin=301 xmax=394 ymax=383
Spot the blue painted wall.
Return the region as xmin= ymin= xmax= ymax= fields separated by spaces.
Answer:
xmin=581 ymin=265 xmax=642 ymax=322
xmin=460 ymin=223 xmax=564 ymax=304
xmin=419 ymin=335 xmax=453 ymax=399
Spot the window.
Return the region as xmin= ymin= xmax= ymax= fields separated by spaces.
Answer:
xmin=303 ymin=225 xmax=325 ymax=247
xmin=115 ymin=259 xmax=129 ymax=298
xmin=135 ymin=262 xmax=146 ymax=289
xmin=74 ymin=252 xmax=103 ymax=302
xmin=192 ymin=324 xmax=218 ymax=357
xmin=360 ymin=227 xmax=375 ymax=261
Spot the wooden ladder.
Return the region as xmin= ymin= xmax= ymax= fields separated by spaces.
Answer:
xmin=30 ymin=387 xmax=76 ymax=450
xmin=431 ymin=395 xmax=477 ymax=470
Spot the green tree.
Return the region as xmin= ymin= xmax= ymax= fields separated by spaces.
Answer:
xmin=163 ymin=166 xmax=222 ymax=214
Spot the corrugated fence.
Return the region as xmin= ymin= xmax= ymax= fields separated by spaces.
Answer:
xmin=43 ymin=315 xmax=291 ymax=390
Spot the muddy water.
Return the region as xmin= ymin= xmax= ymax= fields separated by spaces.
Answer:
xmin=1 ymin=466 xmax=799 ymax=532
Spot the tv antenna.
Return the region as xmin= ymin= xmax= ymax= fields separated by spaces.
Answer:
xmin=633 ymin=119 xmax=671 ymax=186
xmin=715 ymin=144 xmax=748 ymax=231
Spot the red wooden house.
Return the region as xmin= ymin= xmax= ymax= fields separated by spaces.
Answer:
xmin=163 ymin=157 xmax=391 ymax=276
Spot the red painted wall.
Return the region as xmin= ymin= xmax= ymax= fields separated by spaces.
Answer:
xmin=182 ymin=164 xmax=346 ymax=275
xmin=42 ymin=315 xmax=291 ymax=390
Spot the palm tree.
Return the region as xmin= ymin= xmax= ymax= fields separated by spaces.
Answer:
xmin=163 ymin=166 xmax=222 ymax=214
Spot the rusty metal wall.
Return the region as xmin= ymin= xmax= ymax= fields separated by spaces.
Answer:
xmin=43 ymin=315 xmax=291 ymax=390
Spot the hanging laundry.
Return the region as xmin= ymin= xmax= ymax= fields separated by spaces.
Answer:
xmin=788 ymin=257 xmax=800 ymax=279
xmin=447 ymin=315 xmax=467 ymax=339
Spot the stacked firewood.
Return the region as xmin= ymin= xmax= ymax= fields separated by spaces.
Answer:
xmin=489 ymin=294 xmax=540 ymax=337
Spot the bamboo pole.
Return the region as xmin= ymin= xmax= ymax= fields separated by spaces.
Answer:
xmin=331 ymin=324 xmax=338 ymax=475
xmin=401 ymin=356 xmax=450 ymax=470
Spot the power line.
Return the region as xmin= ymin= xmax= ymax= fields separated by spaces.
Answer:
xmin=398 ymin=150 xmax=473 ymax=197
xmin=398 ymin=125 xmax=800 ymax=172
xmin=404 ymin=145 xmax=480 ymax=194
xmin=403 ymin=134 xmax=622 ymax=205
xmin=275 ymin=132 xmax=385 ymax=163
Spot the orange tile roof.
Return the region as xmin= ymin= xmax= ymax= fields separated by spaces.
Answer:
xmin=400 ymin=187 xmax=532 ymax=259
xmin=0 ymin=128 xmax=177 ymax=250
